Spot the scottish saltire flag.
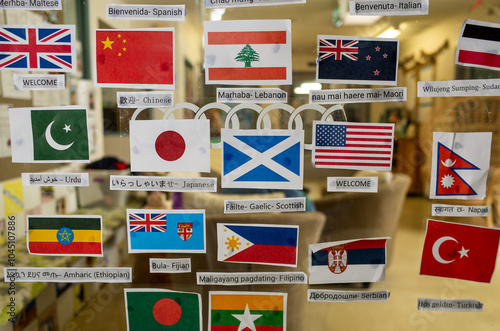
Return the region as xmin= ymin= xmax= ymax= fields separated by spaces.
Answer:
xmin=0 ymin=25 xmax=76 ymax=72
xmin=209 ymin=291 xmax=287 ymax=331
xmin=127 ymin=209 xmax=205 ymax=253
xmin=430 ymin=132 xmax=491 ymax=200
xmin=129 ymin=119 xmax=210 ymax=173
xmin=456 ymin=19 xmax=500 ymax=71
xmin=9 ymin=106 xmax=90 ymax=163
xmin=309 ymin=238 xmax=388 ymax=284
xmin=312 ymin=121 xmax=394 ymax=171
xmin=125 ymin=289 xmax=202 ymax=331
xmin=316 ymin=35 xmax=399 ymax=85
xmin=204 ymin=20 xmax=292 ymax=85
xmin=217 ymin=223 xmax=299 ymax=267
xmin=222 ymin=129 xmax=304 ymax=189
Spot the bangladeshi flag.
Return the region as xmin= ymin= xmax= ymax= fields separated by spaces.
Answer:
xmin=210 ymin=291 xmax=287 ymax=331
xmin=95 ymin=28 xmax=174 ymax=88
xmin=27 ymin=215 xmax=102 ymax=256
xmin=125 ymin=289 xmax=201 ymax=331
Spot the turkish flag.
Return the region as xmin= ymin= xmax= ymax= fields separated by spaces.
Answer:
xmin=420 ymin=219 xmax=500 ymax=283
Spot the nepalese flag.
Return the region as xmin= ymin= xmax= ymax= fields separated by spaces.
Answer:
xmin=312 ymin=121 xmax=394 ymax=171
xmin=456 ymin=19 xmax=500 ymax=71
xmin=316 ymin=35 xmax=399 ymax=85
xmin=0 ymin=25 xmax=76 ymax=72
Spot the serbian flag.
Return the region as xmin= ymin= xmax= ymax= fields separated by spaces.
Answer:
xmin=27 ymin=215 xmax=102 ymax=256
xmin=456 ymin=19 xmax=500 ymax=71
xmin=430 ymin=132 xmax=491 ymax=199
xmin=217 ymin=223 xmax=299 ymax=267
xmin=204 ymin=20 xmax=292 ymax=85
xmin=420 ymin=219 xmax=500 ymax=283
xmin=95 ymin=28 xmax=174 ymax=88
xmin=129 ymin=119 xmax=210 ymax=173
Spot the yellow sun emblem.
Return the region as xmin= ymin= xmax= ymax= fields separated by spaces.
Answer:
xmin=225 ymin=235 xmax=241 ymax=252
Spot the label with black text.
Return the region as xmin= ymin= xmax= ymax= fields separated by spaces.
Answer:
xmin=4 ymin=267 xmax=132 ymax=283
xmin=13 ymin=74 xmax=65 ymax=90
xmin=327 ymin=177 xmax=378 ymax=193
xmin=117 ymin=91 xmax=174 ymax=108
xmin=217 ymin=88 xmax=287 ymax=103
xmin=0 ymin=0 xmax=62 ymax=10
xmin=205 ymin=0 xmax=305 ymax=8
xmin=418 ymin=298 xmax=483 ymax=312
xmin=418 ymin=79 xmax=500 ymax=97
xmin=22 ymin=173 xmax=89 ymax=187
xmin=349 ymin=0 xmax=428 ymax=16
xmin=308 ymin=290 xmax=390 ymax=302
xmin=107 ymin=4 xmax=185 ymax=21
xmin=110 ymin=176 xmax=217 ymax=192
xmin=224 ymin=197 xmax=306 ymax=213
xmin=197 ymin=272 xmax=307 ymax=285
xmin=150 ymin=258 xmax=191 ymax=273
xmin=310 ymin=88 xmax=406 ymax=104
xmin=432 ymin=204 xmax=490 ymax=217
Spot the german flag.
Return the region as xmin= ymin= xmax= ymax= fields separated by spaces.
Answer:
xmin=27 ymin=215 xmax=102 ymax=256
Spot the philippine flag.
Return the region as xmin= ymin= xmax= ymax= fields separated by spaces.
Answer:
xmin=217 ymin=223 xmax=299 ymax=267
xmin=129 ymin=119 xmax=210 ymax=173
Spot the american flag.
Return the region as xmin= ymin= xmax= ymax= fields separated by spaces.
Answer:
xmin=0 ymin=25 xmax=75 ymax=72
xmin=319 ymin=39 xmax=358 ymax=61
xmin=313 ymin=121 xmax=394 ymax=170
xmin=129 ymin=212 xmax=167 ymax=232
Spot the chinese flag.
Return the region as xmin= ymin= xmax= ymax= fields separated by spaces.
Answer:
xmin=420 ymin=219 xmax=500 ymax=283
xmin=95 ymin=29 xmax=174 ymax=88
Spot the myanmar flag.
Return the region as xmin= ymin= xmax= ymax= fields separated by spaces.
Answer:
xmin=210 ymin=291 xmax=287 ymax=331
xmin=125 ymin=289 xmax=202 ymax=331
xmin=27 ymin=215 xmax=102 ymax=256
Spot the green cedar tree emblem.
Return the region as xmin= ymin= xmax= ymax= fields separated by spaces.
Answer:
xmin=235 ymin=44 xmax=260 ymax=68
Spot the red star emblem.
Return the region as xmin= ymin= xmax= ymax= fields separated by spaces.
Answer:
xmin=375 ymin=46 xmax=381 ymax=51
xmin=383 ymin=53 xmax=388 ymax=58
xmin=366 ymin=55 xmax=371 ymax=60
xmin=374 ymin=69 xmax=380 ymax=76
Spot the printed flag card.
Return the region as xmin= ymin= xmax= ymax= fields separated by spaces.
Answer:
xmin=209 ymin=291 xmax=287 ymax=331
xmin=0 ymin=25 xmax=76 ymax=72
xmin=312 ymin=121 xmax=394 ymax=171
xmin=125 ymin=288 xmax=202 ymax=331
xmin=217 ymin=223 xmax=299 ymax=267
xmin=95 ymin=28 xmax=174 ymax=88
xmin=204 ymin=20 xmax=292 ymax=85
xmin=9 ymin=106 xmax=90 ymax=163
xmin=309 ymin=237 xmax=388 ymax=284
xmin=27 ymin=215 xmax=102 ymax=256
xmin=129 ymin=119 xmax=210 ymax=173
xmin=316 ymin=35 xmax=399 ymax=85
xmin=127 ymin=209 xmax=206 ymax=253
xmin=456 ymin=19 xmax=500 ymax=71
xmin=420 ymin=219 xmax=500 ymax=283
xmin=430 ymin=132 xmax=491 ymax=200
xmin=222 ymin=129 xmax=304 ymax=190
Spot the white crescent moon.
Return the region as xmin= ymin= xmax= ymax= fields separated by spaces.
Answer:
xmin=432 ymin=236 xmax=458 ymax=264
xmin=45 ymin=121 xmax=74 ymax=151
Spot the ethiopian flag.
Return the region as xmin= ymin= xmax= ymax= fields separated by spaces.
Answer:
xmin=27 ymin=215 xmax=102 ymax=256
xmin=125 ymin=289 xmax=202 ymax=331
xmin=209 ymin=291 xmax=287 ymax=331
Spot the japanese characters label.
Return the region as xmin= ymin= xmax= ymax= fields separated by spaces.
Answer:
xmin=432 ymin=204 xmax=490 ymax=217
xmin=308 ymin=290 xmax=390 ymax=302
xmin=310 ymin=88 xmax=406 ymax=104
xmin=117 ymin=91 xmax=174 ymax=108
xmin=197 ymin=272 xmax=307 ymax=285
xmin=110 ymin=175 xmax=217 ymax=192
xmin=327 ymin=177 xmax=378 ymax=193
xmin=217 ymin=88 xmax=287 ymax=103
xmin=4 ymin=267 xmax=132 ymax=283
xmin=0 ymin=0 xmax=62 ymax=10
xmin=418 ymin=298 xmax=483 ymax=312
xmin=107 ymin=4 xmax=185 ymax=21
xmin=149 ymin=258 xmax=191 ymax=273
xmin=418 ymin=79 xmax=500 ymax=97
xmin=224 ymin=197 xmax=306 ymax=214
xmin=22 ymin=173 xmax=89 ymax=187
xmin=205 ymin=0 xmax=305 ymax=8
xmin=13 ymin=74 xmax=65 ymax=90
xmin=349 ymin=0 xmax=428 ymax=16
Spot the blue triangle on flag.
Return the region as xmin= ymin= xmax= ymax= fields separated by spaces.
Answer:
xmin=40 ymin=57 xmax=61 ymax=69
xmin=272 ymin=142 xmax=301 ymax=176
xmin=235 ymin=135 xmax=289 ymax=153
xmin=223 ymin=142 xmax=252 ymax=175
xmin=6 ymin=57 xmax=27 ymax=68
xmin=235 ymin=164 xmax=289 ymax=182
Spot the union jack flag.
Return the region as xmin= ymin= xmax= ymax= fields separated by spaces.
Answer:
xmin=0 ymin=25 xmax=76 ymax=72
xmin=128 ymin=212 xmax=167 ymax=232
xmin=319 ymin=39 xmax=358 ymax=61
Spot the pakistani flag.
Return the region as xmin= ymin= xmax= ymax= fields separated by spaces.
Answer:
xmin=125 ymin=289 xmax=202 ymax=331
xmin=9 ymin=106 xmax=89 ymax=163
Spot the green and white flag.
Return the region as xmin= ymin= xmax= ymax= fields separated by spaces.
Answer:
xmin=9 ymin=106 xmax=90 ymax=163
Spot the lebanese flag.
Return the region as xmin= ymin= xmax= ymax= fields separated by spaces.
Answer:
xmin=129 ymin=119 xmax=210 ymax=173
xmin=456 ymin=19 xmax=500 ymax=71
xmin=420 ymin=219 xmax=500 ymax=283
xmin=204 ymin=20 xmax=292 ymax=85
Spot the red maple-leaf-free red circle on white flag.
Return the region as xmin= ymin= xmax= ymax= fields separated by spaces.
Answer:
xmin=153 ymin=298 xmax=182 ymax=325
xmin=155 ymin=131 xmax=186 ymax=161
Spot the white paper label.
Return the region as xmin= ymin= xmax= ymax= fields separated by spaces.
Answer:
xmin=22 ymin=173 xmax=89 ymax=187
xmin=110 ymin=176 xmax=217 ymax=192
xmin=418 ymin=79 xmax=500 ymax=97
xmin=327 ymin=177 xmax=378 ymax=193
xmin=432 ymin=204 xmax=490 ymax=217
xmin=13 ymin=74 xmax=65 ymax=90
xmin=217 ymin=88 xmax=287 ymax=103
xmin=0 ymin=0 xmax=62 ymax=10
xmin=197 ymin=272 xmax=307 ymax=285
xmin=224 ymin=197 xmax=306 ymax=213
xmin=4 ymin=267 xmax=132 ymax=283
xmin=418 ymin=298 xmax=483 ymax=312
xmin=349 ymin=0 xmax=428 ymax=16
xmin=117 ymin=91 xmax=174 ymax=108
xmin=150 ymin=258 xmax=191 ymax=273
xmin=310 ymin=88 xmax=406 ymax=104
xmin=107 ymin=4 xmax=185 ymax=21
xmin=205 ymin=0 xmax=305 ymax=8
xmin=308 ymin=290 xmax=390 ymax=302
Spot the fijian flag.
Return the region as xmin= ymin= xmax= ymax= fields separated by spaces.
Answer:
xmin=316 ymin=35 xmax=399 ymax=86
xmin=0 ymin=25 xmax=76 ymax=72
xmin=312 ymin=121 xmax=395 ymax=171
xmin=456 ymin=19 xmax=500 ymax=71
